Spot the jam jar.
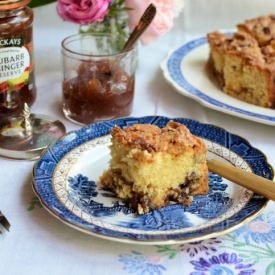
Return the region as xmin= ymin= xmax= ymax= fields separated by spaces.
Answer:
xmin=62 ymin=33 xmax=136 ymax=125
xmin=0 ymin=0 xmax=36 ymax=121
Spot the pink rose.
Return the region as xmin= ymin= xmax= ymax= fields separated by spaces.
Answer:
xmin=57 ymin=0 xmax=112 ymax=25
xmin=125 ymin=0 xmax=176 ymax=45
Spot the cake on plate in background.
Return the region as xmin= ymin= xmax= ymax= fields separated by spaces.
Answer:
xmin=207 ymin=14 xmax=275 ymax=108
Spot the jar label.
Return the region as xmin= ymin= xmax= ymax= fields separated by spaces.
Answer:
xmin=0 ymin=46 xmax=30 ymax=89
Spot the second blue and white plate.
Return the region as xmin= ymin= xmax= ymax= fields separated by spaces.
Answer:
xmin=32 ymin=116 xmax=273 ymax=244
xmin=161 ymin=36 xmax=275 ymax=126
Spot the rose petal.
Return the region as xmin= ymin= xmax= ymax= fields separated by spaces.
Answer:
xmin=57 ymin=0 xmax=112 ymax=25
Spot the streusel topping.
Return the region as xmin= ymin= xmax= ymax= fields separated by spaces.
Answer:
xmin=111 ymin=121 xmax=205 ymax=155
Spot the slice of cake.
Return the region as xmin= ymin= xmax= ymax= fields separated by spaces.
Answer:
xmin=207 ymin=14 xmax=275 ymax=108
xmin=100 ymin=121 xmax=208 ymax=214
xmin=237 ymin=14 xmax=275 ymax=47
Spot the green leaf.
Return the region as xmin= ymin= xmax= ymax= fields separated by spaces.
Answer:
xmin=233 ymin=243 xmax=246 ymax=248
xmin=168 ymin=252 xmax=177 ymax=260
xmin=223 ymin=234 xmax=236 ymax=241
xmin=28 ymin=197 xmax=42 ymax=211
xmin=29 ymin=0 xmax=56 ymax=8
xmin=266 ymin=261 xmax=275 ymax=275
xmin=155 ymin=245 xmax=179 ymax=260
xmin=265 ymin=244 xmax=275 ymax=256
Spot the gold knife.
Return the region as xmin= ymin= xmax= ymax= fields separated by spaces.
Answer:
xmin=207 ymin=159 xmax=275 ymax=201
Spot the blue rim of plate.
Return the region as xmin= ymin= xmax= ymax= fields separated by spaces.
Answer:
xmin=32 ymin=116 xmax=273 ymax=244
xmin=162 ymin=36 xmax=275 ymax=124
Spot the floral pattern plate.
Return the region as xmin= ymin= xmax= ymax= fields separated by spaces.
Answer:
xmin=32 ymin=116 xmax=273 ymax=244
xmin=161 ymin=36 xmax=275 ymax=126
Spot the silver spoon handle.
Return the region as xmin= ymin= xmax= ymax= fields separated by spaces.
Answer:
xmin=123 ymin=3 xmax=157 ymax=52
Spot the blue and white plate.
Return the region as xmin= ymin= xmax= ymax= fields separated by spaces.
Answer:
xmin=32 ymin=116 xmax=273 ymax=244
xmin=161 ymin=36 xmax=275 ymax=126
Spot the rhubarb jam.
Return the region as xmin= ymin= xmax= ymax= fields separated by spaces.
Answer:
xmin=62 ymin=60 xmax=135 ymax=125
xmin=0 ymin=0 xmax=36 ymax=121
xmin=61 ymin=34 xmax=136 ymax=125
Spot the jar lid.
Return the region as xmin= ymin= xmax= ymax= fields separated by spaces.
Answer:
xmin=0 ymin=0 xmax=31 ymax=10
xmin=0 ymin=104 xmax=66 ymax=160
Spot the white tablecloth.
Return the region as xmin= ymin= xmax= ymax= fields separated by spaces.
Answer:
xmin=1 ymin=3 xmax=275 ymax=275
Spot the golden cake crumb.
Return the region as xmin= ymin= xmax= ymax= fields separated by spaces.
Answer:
xmin=100 ymin=121 xmax=208 ymax=214
xmin=207 ymin=14 xmax=275 ymax=108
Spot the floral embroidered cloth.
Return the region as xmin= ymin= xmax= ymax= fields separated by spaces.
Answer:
xmin=118 ymin=204 xmax=275 ymax=275
xmin=1 ymin=3 xmax=275 ymax=275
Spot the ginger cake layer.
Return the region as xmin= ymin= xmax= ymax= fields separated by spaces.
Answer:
xmin=207 ymin=14 xmax=275 ymax=108
xmin=100 ymin=121 xmax=208 ymax=214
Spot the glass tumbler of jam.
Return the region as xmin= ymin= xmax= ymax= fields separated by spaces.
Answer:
xmin=0 ymin=0 xmax=36 ymax=121
xmin=61 ymin=33 xmax=137 ymax=125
